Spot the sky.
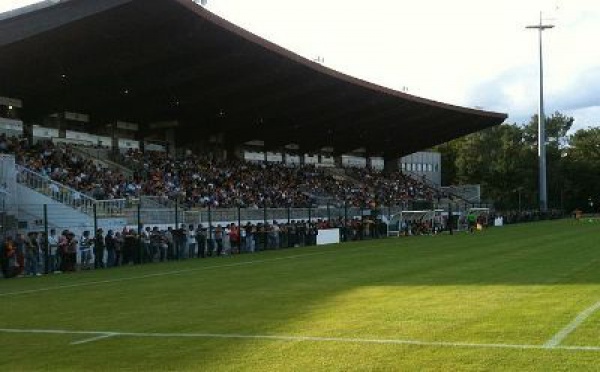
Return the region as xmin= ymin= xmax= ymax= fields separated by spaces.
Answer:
xmin=1 ymin=0 xmax=599 ymax=132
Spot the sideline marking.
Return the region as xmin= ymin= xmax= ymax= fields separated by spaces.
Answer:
xmin=544 ymin=298 xmax=600 ymax=348
xmin=0 ymin=250 xmax=336 ymax=297
xmin=1 ymin=328 xmax=600 ymax=352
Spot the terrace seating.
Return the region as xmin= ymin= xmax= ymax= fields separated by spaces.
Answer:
xmin=2 ymin=133 xmax=435 ymax=209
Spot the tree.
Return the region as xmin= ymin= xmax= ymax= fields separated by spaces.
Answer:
xmin=435 ymin=111 xmax=596 ymax=211
xmin=561 ymin=128 xmax=600 ymax=211
xmin=523 ymin=111 xmax=574 ymax=150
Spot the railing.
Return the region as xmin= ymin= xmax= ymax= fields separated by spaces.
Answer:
xmin=122 ymin=205 xmax=409 ymax=227
xmin=139 ymin=195 xmax=176 ymax=208
xmin=441 ymin=184 xmax=481 ymax=203
xmin=15 ymin=165 xmax=126 ymax=217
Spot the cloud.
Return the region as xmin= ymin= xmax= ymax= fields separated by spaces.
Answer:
xmin=466 ymin=65 xmax=538 ymax=124
xmin=548 ymin=66 xmax=600 ymax=111
xmin=466 ymin=65 xmax=600 ymax=127
xmin=564 ymin=106 xmax=600 ymax=132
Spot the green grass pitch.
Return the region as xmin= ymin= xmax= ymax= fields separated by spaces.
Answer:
xmin=1 ymin=219 xmax=599 ymax=371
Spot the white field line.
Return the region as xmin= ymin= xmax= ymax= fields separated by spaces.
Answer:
xmin=0 ymin=250 xmax=337 ymax=297
xmin=70 ymin=333 xmax=117 ymax=345
xmin=1 ymin=328 xmax=600 ymax=352
xmin=544 ymin=298 xmax=600 ymax=348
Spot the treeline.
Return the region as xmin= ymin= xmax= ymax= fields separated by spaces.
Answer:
xmin=435 ymin=112 xmax=600 ymax=212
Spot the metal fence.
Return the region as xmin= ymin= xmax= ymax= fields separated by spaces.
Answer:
xmin=122 ymin=204 xmax=405 ymax=229
xmin=2 ymin=199 xmax=500 ymax=234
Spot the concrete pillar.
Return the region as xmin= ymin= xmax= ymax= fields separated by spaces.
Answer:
xmin=224 ymin=141 xmax=240 ymax=161
xmin=383 ymin=155 xmax=399 ymax=174
xmin=334 ymin=155 xmax=343 ymax=168
xmin=365 ymin=156 xmax=372 ymax=169
xmin=165 ymin=128 xmax=176 ymax=156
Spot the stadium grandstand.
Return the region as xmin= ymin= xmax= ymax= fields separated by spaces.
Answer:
xmin=0 ymin=0 xmax=511 ymax=275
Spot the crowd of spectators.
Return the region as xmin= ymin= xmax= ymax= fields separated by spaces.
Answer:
xmin=323 ymin=167 xmax=434 ymax=208
xmin=1 ymin=133 xmax=434 ymax=209
xmin=492 ymin=209 xmax=565 ymax=224
xmin=2 ymin=134 xmax=132 ymax=200
xmin=102 ymin=147 xmax=435 ymax=208
xmin=0 ymin=217 xmax=386 ymax=279
xmin=118 ymin=149 xmax=319 ymax=208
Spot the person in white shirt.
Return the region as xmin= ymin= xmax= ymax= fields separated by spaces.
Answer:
xmin=79 ymin=231 xmax=93 ymax=270
xmin=49 ymin=182 xmax=60 ymax=200
xmin=187 ymin=224 xmax=196 ymax=258
xmin=47 ymin=229 xmax=60 ymax=273
xmin=269 ymin=222 xmax=280 ymax=249
xmin=222 ymin=225 xmax=231 ymax=255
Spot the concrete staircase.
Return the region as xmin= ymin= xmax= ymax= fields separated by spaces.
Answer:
xmin=13 ymin=165 xmax=128 ymax=235
xmin=15 ymin=183 xmax=94 ymax=232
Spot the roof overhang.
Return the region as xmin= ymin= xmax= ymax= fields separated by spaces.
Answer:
xmin=0 ymin=0 xmax=507 ymax=157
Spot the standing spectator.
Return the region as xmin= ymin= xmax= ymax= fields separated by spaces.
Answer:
xmin=222 ymin=224 xmax=231 ymax=255
xmin=215 ymin=224 xmax=223 ymax=256
xmin=123 ymin=230 xmax=137 ymax=265
xmin=269 ymin=222 xmax=280 ymax=249
xmin=65 ymin=232 xmax=78 ymax=272
xmin=174 ymin=225 xmax=187 ymax=259
xmin=25 ymin=232 xmax=40 ymax=276
xmin=131 ymin=230 xmax=142 ymax=265
xmin=228 ymin=223 xmax=239 ymax=254
xmin=1 ymin=236 xmax=17 ymax=278
xmin=158 ymin=230 xmax=169 ymax=262
xmin=251 ymin=224 xmax=259 ymax=252
xmin=49 ymin=182 xmax=60 ymax=200
xmin=195 ymin=224 xmax=206 ymax=258
xmin=308 ymin=222 xmax=318 ymax=246
xmin=38 ymin=232 xmax=49 ymax=273
xmin=287 ymin=222 xmax=296 ymax=248
xmin=279 ymin=223 xmax=288 ymax=248
xmin=142 ymin=227 xmax=152 ymax=263
xmin=94 ymin=229 xmax=105 ymax=269
xmin=79 ymin=231 xmax=93 ymax=270
xmin=150 ymin=227 xmax=161 ymax=262
xmin=105 ymin=230 xmax=116 ymax=268
xmin=206 ymin=225 xmax=215 ymax=256
xmin=187 ymin=224 xmax=196 ymax=258
xmin=297 ymin=221 xmax=306 ymax=247
xmin=14 ymin=233 xmax=25 ymax=276
xmin=240 ymin=225 xmax=247 ymax=253
xmin=48 ymin=229 xmax=59 ymax=273
xmin=58 ymin=231 xmax=68 ymax=272
xmin=165 ymin=227 xmax=174 ymax=260
xmin=114 ymin=231 xmax=123 ymax=266
xmin=244 ymin=223 xmax=254 ymax=252
xmin=255 ymin=223 xmax=265 ymax=251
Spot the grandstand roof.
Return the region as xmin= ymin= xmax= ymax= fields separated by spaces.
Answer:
xmin=0 ymin=0 xmax=507 ymax=157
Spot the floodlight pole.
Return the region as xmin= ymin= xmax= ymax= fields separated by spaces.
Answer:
xmin=526 ymin=13 xmax=553 ymax=213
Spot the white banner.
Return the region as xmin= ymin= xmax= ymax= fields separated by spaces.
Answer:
xmin=317 ymin=228 xmax=340 ymax=245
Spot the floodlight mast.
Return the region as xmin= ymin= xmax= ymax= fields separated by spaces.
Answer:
xmin=526 ymin=13 xmax=554 ymax=213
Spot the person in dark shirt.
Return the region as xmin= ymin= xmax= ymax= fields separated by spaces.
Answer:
xmin=123 ymin=230 xmax=138 ymax=265
xmin=195 ymin=224 xmax=206 ymax=258
xmin=105 ymin=230 xmax=116 ymax=268
xmin=94 ymin=229 xmax=105 ymax=269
